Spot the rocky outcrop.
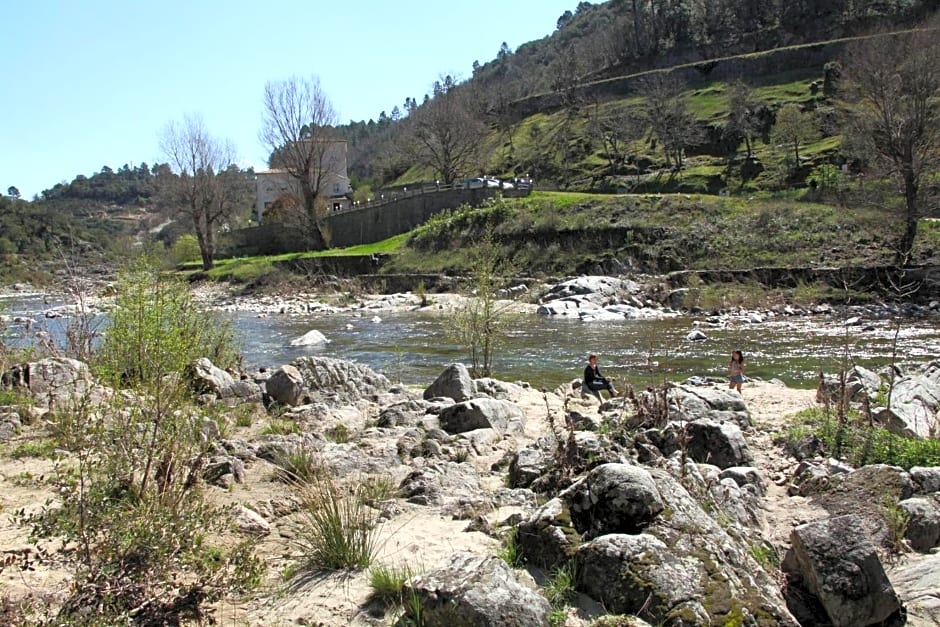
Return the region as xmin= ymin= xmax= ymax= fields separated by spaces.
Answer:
xmin=290 ymin=356 xmax=392 ymax=404
xmin=783 ymin=514 xmax=902 ymax=627
xmin=402 ymin=552 xmax=551 ymax=627
xmin=1 ymin=357 xmax=100 ymax=408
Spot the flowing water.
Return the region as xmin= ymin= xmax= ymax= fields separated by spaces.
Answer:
xmin=4 ymin=293 xmax=940 ymax=391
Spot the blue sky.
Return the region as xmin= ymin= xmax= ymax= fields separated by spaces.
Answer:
xmin=1 ymin=0 xmax=593 ymax=200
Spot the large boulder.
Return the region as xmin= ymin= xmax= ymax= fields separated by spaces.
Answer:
xmin=397 ymin=461 xmax=480 ymax=505
xmin=438 ymin=398 xmax=525 ymax=435
xmin=683 ymin=419 xmax=753 ymax=468
xmin=265 ymin=364 xmax=305 ymax=406
xmin=899 ymin=496 xmax=940 ymax=552
xmin=874 ymin=374 xmax=940 ymax=438
xmin=424 ymin=363 xmax=474 ymax=402
xmin=783 ymin=514 xmax=901 ymax=627
xmin=561 ymin=463 xmax=664 ymax=539
xmin=575 ymin=533 xmax=713 ymax=624
xmin=402 ymin=552 xmax=551 ymax=627
xmin=2 ymin=357 xmax=98 ymax=408
xmin=188 ymin=357 xmax=235 ymax=396
xmin=290 ymin=356 xmax=392 ymax=404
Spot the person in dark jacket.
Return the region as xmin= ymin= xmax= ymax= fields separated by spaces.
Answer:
xmin=583 ymin=353 xmax=618 ymax=399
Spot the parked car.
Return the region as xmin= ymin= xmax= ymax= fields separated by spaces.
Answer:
xmin=464 ymin=177 xmax=486 ymax=189
xmin=511 ymin=177 xmax=533 ymax=191
xmin=500 ymin=180 xmax=515 ymax=190
xmin=484 ymin=177 xmax=501 ymax=188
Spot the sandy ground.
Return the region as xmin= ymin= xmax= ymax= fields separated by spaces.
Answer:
xmin=0 ymin=380 xmax=820 ymax=626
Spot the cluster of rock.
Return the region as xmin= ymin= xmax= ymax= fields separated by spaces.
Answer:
xmin=4 ymin=352 xmax=940 ymax=626
xmin=536 ymin=276 xmax=940 ymax=330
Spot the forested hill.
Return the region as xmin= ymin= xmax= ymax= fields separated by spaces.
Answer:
xmin=38 ymin=163 xmax=164 ymax=209
xmin=468 ymin=0 xmax=939 ymax=104
xmin=341 ymin=0 xmax=938 ymax=186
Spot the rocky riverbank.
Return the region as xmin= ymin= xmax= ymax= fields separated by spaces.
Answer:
xmin=3 ymin=352 xmax=940 ymax=625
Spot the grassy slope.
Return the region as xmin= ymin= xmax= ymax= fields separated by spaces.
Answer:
xmin=381 ymin=192 xmax=940 ymax=276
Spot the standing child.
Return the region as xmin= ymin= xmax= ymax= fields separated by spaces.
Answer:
xmin=728 ymin=350 xmax=745 ymax=393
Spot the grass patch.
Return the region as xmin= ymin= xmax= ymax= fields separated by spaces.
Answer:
xmin=786 ymin=407 xmax=940 ymax=469
xmin=324 ymin=423 xmax=351 ymax=443
xmin=368 ymin=563 xmax=416 ymax=605
xmin=543 ymin=562 xmax=578 ymax=608
xmin=361 ymin=474 xmax=398 ymax=504
xmin=260 ymin=418 xmax=302 ymax=436
xmin=290 ymin=474 xmax=381 ymax=572
xmin=203 ymin=234 xmax=409 ymax=283
xmin=270 ymin=446 xmax=323 ymax=484
xmin=496 ymin=528 xmax=525 ymax=568
xmin=6 ymin=438 xmax=57 ymax=460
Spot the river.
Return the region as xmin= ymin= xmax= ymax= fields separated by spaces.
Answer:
xmin=4 ymin=292 xmax=939 ymax=391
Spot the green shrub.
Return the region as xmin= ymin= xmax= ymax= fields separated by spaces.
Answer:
xmin=789 ymin=407 xmax=940 ymax=469
xmin=95 ymin=256 xmax=241 ymax=388
xmin=883 ymin=495 xmax=911 ymax=553
xmin=24 ymin=259 xmax=263 ymax=624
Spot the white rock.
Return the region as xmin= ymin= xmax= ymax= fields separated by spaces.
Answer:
xmin=231 ymin=505 xmax=271 ymax=536
xmin=289 ymin=329 xmax=330 ymax=346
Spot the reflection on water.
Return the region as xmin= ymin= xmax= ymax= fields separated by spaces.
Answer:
xmin=5 ymin=293 xmax=940 ymax=391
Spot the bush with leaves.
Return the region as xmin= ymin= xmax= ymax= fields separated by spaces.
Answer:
xmin=28 ymin=257 xmax=261 ymax=625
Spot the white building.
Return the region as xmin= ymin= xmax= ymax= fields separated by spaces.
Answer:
xmin=254 ymin=140 xmax=353 ymax=223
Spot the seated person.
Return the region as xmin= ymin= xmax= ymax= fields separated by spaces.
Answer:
xmin=583 ymin=354 xmax=618 ymax=399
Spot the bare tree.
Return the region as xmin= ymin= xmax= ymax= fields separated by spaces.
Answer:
xmin=841 ymin=22 xmax=940 ymax=266
xmin=724 ymin=80 xmax=764 ymax=159
xmin=405 ymin=81 xmax=486 ymax=185
xmin=588 ymin=102 xmax=644 ymax=177
xmin=159 ymin=115 xmax=243 ymax=270
xmin=643 ymin=75 xmax=704 ymax=169
xmin=260 ymin=76 xmax=340 ymax=247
